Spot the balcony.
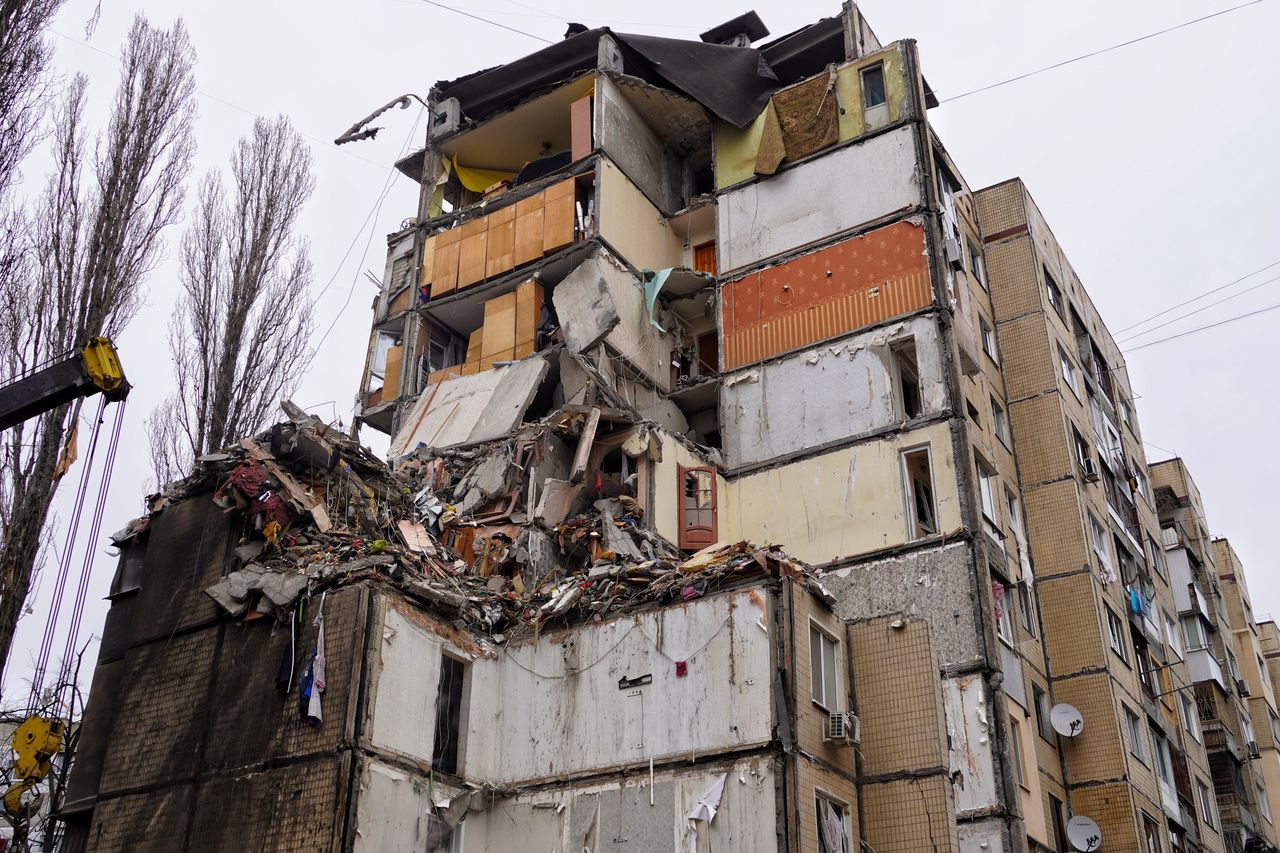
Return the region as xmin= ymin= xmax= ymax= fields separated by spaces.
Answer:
xmin=1190 ymin=647 xmax=1228 ymax=690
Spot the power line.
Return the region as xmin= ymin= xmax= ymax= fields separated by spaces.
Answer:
xmin=1115 ymin=259 xmax=1280 ymax=335
xmin=937 ymin=0 xmax=1268 ymax=104
xmin=1124 ymin=299 xmax=1280 ymax=353
xmin=1117 ymin=272 xmax=1280 ymax=343
xmin=414 ymin=0 xmax=553 ymax=44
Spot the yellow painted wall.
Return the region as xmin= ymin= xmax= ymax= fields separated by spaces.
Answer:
xmin=652 ymin=433 xmax=727 ymax=547
xmin=714 ymin=43 xmax=911 ymax=190
xmin=720 ymin=421 xmax=961 ymax=566
xmin=597 ymin=158 xmax=683 ymax=271
xmin=1006 ymin=695 xmax=1050 ymax=846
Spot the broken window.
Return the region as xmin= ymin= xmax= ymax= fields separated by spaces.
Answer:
xmin=809 ymin=623 xmax=840 ymax=711
xmin=678 ymin=466 xmax=718 ymax=551
xmin=979 ymin=315 xmax=998 ymax=363
xmin=968 ymin=239 xmax=985 ymax=288
xmin=991 ymin=396 xmax=1009 ymax=446
xmin=860 ymin=62 xmax=887 ymax=109
xmin=815 ymin=793 xmax=852 ymax=853
xmin=1008 ymin=716 xmax=1026 ymax=787
xmin=975 ymin=454 xmax=998 ymax=525
xmin=1073 ymin=425 xmax=1093 ymax=474
xmin=432 ymin=654 xmax=466 ymax=775
xmin=1058 ymin=345 xmax=1079 ymax=398
xmin=992 ymin=577 xmax=1014 ymax=645
xmin=892 ymin=338 xmax=922 ymax=419
xmin=1141 ymin=812 xmax=1161 ymax=853
xmin=1018 ymin=583 xmax=1037 ymax=638
xmin=901 ymin=448 xmax=938 ymax=540
xmin=1044 ymin=269 xmax=1065 ymax=319
xmin=1107 ymin=607 xmax=1130 ymax=664
xmin=1197 ymin=780 xmax=1215 ymax=828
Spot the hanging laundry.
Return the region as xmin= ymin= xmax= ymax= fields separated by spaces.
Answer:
xmin=306 ymin=593 xmax=327 ymax=726
xmin=675 ymin=660 xmax=688 ymax=678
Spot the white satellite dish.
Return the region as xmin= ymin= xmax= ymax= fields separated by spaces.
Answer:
xmin=1050 ymin=703 xmax=1084 ymax=738
xmin=1067 ymin=815 xmax=1102 ymax=852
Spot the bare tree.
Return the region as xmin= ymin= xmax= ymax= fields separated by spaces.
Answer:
xmin=0 ymin=0 xmax=67 ymax=198
xmin=149 ymin=116 xmax=315 ymax=484
xmin=0 ymin=15 xmax=196 ymax=682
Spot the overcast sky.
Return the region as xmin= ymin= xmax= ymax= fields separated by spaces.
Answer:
xmin=5 ymin=0 xmax=1277 ymax=698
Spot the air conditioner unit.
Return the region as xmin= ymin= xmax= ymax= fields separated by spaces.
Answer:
xmin=1081 ymin=457 xmax=1100 ymax=483
xmin=1248 ymin=740 xmax=1262 ymax=760
xmin=1237 ymin=678 xmax=1252 ymax=697
xmin=944 ymin=237 xmax=964 ymax=270
xmin=825 ymin=711 xmax=861 ymax=746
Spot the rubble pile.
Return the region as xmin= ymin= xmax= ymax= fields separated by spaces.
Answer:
xmin=128 ymin=402 xmax=822 ymax=648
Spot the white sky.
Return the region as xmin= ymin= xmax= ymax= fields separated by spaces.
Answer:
xmin=5 ymin=0 xmax=1278 ymax=698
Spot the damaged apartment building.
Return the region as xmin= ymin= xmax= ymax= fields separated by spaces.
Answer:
xmin=59 ymin=4 xmax=1280 ymax=853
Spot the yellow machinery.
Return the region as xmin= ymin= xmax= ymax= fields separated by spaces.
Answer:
xmin=3 ymin=716 xmax=64 ymax=818
xmin=0 ymin=337 xmax=129 ymax=432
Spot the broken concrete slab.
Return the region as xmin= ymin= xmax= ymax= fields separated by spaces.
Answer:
xmin=391 ymin=356 xmax=550 ymax=457
xmin=534 ymin=479 xmax=586 ymax=527
xmin=552 ymin=266 xmax=620 ymax=354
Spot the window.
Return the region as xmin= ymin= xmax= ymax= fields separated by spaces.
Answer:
xmin=1009 ymin=717 xmax=1026 ymax=787
xmin=1033 ymin=685 xmax=1054 ymax=741
xmin=1153 ymin=729 xmax=1173 ymax=787
xmin=860 ymin=63 xmax=887 ymax=109
xmin=1197 ymin=779 xmax=1216 ymax=828
xmin=1090 ymin=513 xmax=1112 ymax=573
xmin=816 ymin=793 xmax=852 ymax=853
xmin=1164 ymin=611 xmax=1183 ymax=659
xmin=1260 ymin=782 xmax=1274 ymax=823
xmin=433 ymin=654 xmax=466 ymax=774
xmin=1182 ymin=616 xmax=1208 ymax=651
xmin=976 ymin=455 xmax=998 ymax=525
xmin=1270 ymin=709 xmax=1280 ymax=744
xmin=1058 ymin=345 xmax=1080 ymax=397
xmin=1227 ymin=648 xmax=1241 ymax=681
xmin=902 ymin=448 xmax=938 ymax=539
xmin=1260 ymin=654 xmax=1270 ymax=690
xmin=1049 ymin=795 xmax=1069 ymax=853
xmin=991 ymin=397 xmax=1010 ymax=446
xmin=1005 ymin=489 xmax=1023 ymax=538
xmin=966 ymin=400 xmax=982 ymax=427
xmin=968 ymin=240 xmax=986 ymax=288
xmin=1181 ymin=693 xmax=1201 ymax=742
xmin=1120 ymin=398 xmax=1133 ymax=427
xmin=1124 ymin=705 xmax=1147 ymax=764
xmin=810 ymin=624 xmax=840 ymax=711
xmin=979 ymin=315 xmax=998 ymax=362
xmin=678 ymin=466 xmax=718 ymax=550
xmin=993 ymin=578 xmax=1015 ymax=645
xmin=1107 ymin=607 xmax=1129 ymax=663
xmin=893 ymin=339 xmax=922 ymax=419
xmin=1141 ymin=813 xmax=1162 ymax=853
xmin=1133 ymin=467 xmax=1149 ymax=503
xmin=1073 ymin=426 xmax=1094 ymax=472
xmin=1044 ymin=269 xmax=1064 ymax=318
xmin=1148 ymin=536 xmax=1167 ymax=579
xmin=1019 ymin=584 xmax=1037 ymax=638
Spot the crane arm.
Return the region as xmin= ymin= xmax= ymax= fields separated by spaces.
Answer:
xmin=0 ymin=337 xmax=129 ymax=432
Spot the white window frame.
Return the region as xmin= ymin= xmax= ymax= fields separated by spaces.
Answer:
xmin=976 ymin=455 xmax=999 ymax=526
xmin=809 ymin=622 xmax=841 ymax=712
xmin=993 ymin=578 xmax=1015 ymax=646
xmin=1107 ymin=606 xmax=1129 ymax=663
xmin=1090 ymin=513 xmax=1112 ymax=575
xmin=1059 ymin=345 xmax=1080 ymax=398
xmin=1125 ymin=705 xmax=1147 ymax=764
xmin=1153 ymin=728 xmax=1173 ymax=786
xmin=1180 ymin=692 xmax=1201 ymax=743
xmin=979 ymin=315 xmax=998 ymax=362
xmin=1260 ymin=782 xmax=1274 ymax=823
xmin=1197 ymin=779 xmax=1216 ymax=828
xmin=859 ymin=62 xmax=887 ymax=110
xmin=1018 ymin=584 xmax=1037 ymax=638
xmin=901 ymin=446 xmax=938 ymax=540
xmin=815 ymin=791 xmax=853 ymax=853
xmin=1182 ymin=615 xmax=1209 ymax=651
xmin=1164 ymin=610 xmax=1183 ymax=659
xmin=991 ymin=396 xmax=1010 ymax=446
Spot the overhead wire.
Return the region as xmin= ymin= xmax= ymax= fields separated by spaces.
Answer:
xmin=936 ymin=0 xmax=1268 ymax=104
xmin=1115 ymin=259 xmax=1280 ymax=336
xmin=413 ymin=0 xmax=553 ymax=43
xmin=1124 ymin=299 xmax=1280 ymax=353
xmin=1117 ymin=272 xmax=1280 ymax=343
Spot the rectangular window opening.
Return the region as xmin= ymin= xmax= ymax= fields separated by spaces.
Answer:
xmin=991 ymin=397 xmax=1010 ymax=446
xmin=860 ymin=63 xmax=887 ymax=109
xmin=893 ymin=339 xmax=922 ymax=420
xmin=432 ymin=654 xmax=466 ymax=775
xmin=1124 ymin=705 xmax=1147 ymax=764
xmin=1107 ymin=606 xmax=1129 ymax=664
xmin=809 ymin=623 xmax=841 ymax=711
xmin=980 ymin=315 xmax=998 ymax=362
xmin=815 ymin=793 xmax=852 ymax=853
xmin=976 ymin=455 xmax=998 ymax=526
xmin=902 ymin=448 xmax=938 ymax=539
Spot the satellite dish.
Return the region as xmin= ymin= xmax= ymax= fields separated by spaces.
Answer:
xmin=1050 ymin=703 xmax=1084 ymax=738
xmin=1066 ymin=815 xmax=1102 ymax=852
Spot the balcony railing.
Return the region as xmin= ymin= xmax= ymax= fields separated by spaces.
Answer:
xmin=1189 ymin=647 xmax=1227 ymax=691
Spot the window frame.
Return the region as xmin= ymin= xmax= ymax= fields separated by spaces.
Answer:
xmin=815 ymin=791 xmax=853 ymax=853
xmin=859 ymin=62 xmax=887 ymax=110
xmin=1058 ymin=344 xmax=1080 ymax=398
xmin=976 ymin=454 xmax=999 ymax=526
xmin=1044 ymin=269 xmax=1065 ymax=319
xmin=1180 ymin=692 xmax=1201 ymax=743
xmin=1033 ymin=684 xmax=1055 ymax=742
xmin=979 ymin=315 xmax=998 ymax=363
xmin=968 ymin=239 xmax=986 ymax=289
xmin=1106 ymin=606 xmax=1130 ymax=664
xmin=901 ymin=446 xmax=939 ymax=540
xmin=809 ymin=622 xmax=841 ymax=712
xmin=1018 ymin=583 xmax=1037 ymax=639
xmin=1008 ymin=716 xmax=1027 ymax=788
xmin=991 ymin=396 xmax=1010 ymax=447
xmin=993 ymin=577 xmax=1015 ymax=646
xmin=1197 ymin=779 xmax=1216 ymax=828
xmin=892 ymin=338 xmax=923 ymax=421
xmin=1124 ymin=705 xmax=1148 ymax=765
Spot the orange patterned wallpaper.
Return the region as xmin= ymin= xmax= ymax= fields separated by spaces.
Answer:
xmin=721 ymin=220 xmax=934 ymax=370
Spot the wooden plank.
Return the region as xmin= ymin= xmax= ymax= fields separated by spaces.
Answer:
xmin=515 ymin=279 xmax=543 ymax=351
xmin=418 ymin=234 xmax=436 ymax=288
xmin=570 ymin=94 xmax=593 ymax=162
xmin=542 ymin=179 xmax=575 ymax=254
xmin=457 ymin=216 xmax=489 ymax=289
xmin=382 ymin=345 xmax=404 ymax=401
xmin=388 ymin=286 xmax=412 ymax=316
xmin=481 ymin=292 xmax=517 ymax=359
xmin=466 ymin=329 xmax=484 ymax=363
xmin=480 ymin=348 xmax=515 ymax=370
xmin=513 ymin=190 xmax=545 ymax=267
xmin=485 ymin=204 xmax=516 ymax=279
xmin=432 ymin=228 xmax=460 ymax=296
